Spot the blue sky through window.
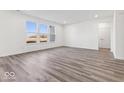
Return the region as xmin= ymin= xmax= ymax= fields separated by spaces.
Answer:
xmin=26 ymin=21 xmax=36 ymax=33
xmin=39 ymin=24 xmax=47 ymax=33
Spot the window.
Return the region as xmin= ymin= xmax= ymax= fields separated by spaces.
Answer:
xmin=26 ymin=21 xmax=37 ymax=33
xmin=39 ymin=24 xmax=48 ymax=42
xmin=39 ymin=24 xmax=48 ymax=33
xmin=26 ymin=21 xmax=37 ymax=43
xmin=49 ymin=25 xmax=55 ymax=42
xmin=26 ymin=21 xmax=49 ymax=44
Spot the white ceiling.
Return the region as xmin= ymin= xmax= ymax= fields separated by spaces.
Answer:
xmin=21 ymin=10 xmax=114 ymax=24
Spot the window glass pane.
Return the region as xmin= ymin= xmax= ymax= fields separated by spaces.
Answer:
xmin=26 ymin=21 xmax=36 ymax=33
xmin=49 ymin=25 xmax=55 ymax=34
xmin=26 ymin=21 xmax=37 ymax=43
xmin=39 ymin=24 xmax=47 ymax=33
xmin=49 ymin=25 xmax=55 ymax=42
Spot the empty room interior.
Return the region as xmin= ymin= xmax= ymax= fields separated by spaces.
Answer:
xmin=0 ymin=10 xmax=124 ymax=82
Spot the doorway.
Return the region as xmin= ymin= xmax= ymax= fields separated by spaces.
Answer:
xmin=98 ymin=23 xmax=111 ymax=51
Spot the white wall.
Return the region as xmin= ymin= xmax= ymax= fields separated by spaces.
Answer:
xmin=113 ymin=11 xmax=124 ymax=60
xmin=1 ymin=10 xmax=124 ymax=60
xmin=64 ymin=20 xmax=99 ymax=50
xmin=0 ymin=11 xmax=64 ymax=57
xmin=111 ymin=11 xmax=116 ymax=56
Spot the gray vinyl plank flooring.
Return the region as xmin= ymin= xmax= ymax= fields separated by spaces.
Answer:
xmin=0 ymin=46 xmax=124 ymax=82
